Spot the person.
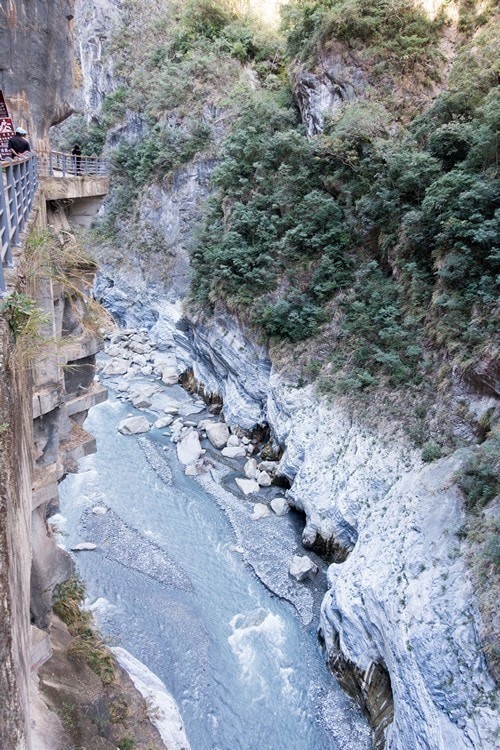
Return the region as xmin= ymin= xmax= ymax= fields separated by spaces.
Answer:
xmin=8 ymin=127 xmax=30 ymax=157
xmin=71 ymin=143 xmax=82 ymax=174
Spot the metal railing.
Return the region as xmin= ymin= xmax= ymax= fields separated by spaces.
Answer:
xmin=37 ymin=150 xmax=107 ymax=177
xmin=0 ymin=153 xmax=38 ymax=294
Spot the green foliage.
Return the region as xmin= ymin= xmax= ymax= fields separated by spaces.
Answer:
xmin=117 ymin=739 xmax=135 ymax=750
xmin=53 ymin=577 xmax=116 ymax=685
xmin=1 ymin=292 xmax=40 ymax=337
xmin=456 ymin=433 xmax=500 ymax=513
xmin=421 ymin=440 xmax=442 ymax=463
xmin=281 ymin=0 xmax=444 ymax=73
xmin=191 ymin=88 xmax=352 ymax=325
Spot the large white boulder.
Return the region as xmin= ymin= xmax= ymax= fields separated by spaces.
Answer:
xmin=244 ymin=458 xmax=258 ymax=479
xmin=177 ymin=431 xmax=203 ymax=466
xmin=256 ymin=470 xmax=272 ymax=487
xmin=162 ymin=366 xmax=179 ymax=385
xmin=271 ymin=497 xmax=290 ymax=516
xmin=154 ymin=415 xmax=174 ymax=429
xmin=102 ymin=359 xmax=129 ymax=376
xmin=118 ymin=416 xmax=151 ymax=434
xmin=205 ymin=422 xmax=230 ymax=449
xmin=235 ymin=478 xmax=260 ymax=495
xmin=222 ymin=446 xmax=246 ymax=459
xmin=289 ymin=555 xmax=318 ymax=582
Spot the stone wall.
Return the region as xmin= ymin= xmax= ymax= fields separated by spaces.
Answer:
xmin=0 ymin=185 xmax=107 ymax=748
xmin=0 ymin=0 xmax=75 ymax=147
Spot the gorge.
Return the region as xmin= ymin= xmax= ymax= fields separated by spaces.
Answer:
xmin=0 ymin=1 xmax=498 ymax=749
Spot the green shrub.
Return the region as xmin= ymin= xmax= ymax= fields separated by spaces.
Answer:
xmin=456 ymin=434 xmax=500 ymax=512
xmin=421 ymin=440 xmax=442 ymax=463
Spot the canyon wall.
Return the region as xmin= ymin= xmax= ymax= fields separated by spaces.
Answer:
xmin=74 ymin=1 xmax=498 ymax=747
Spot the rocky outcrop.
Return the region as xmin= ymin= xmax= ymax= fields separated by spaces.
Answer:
xmin=159 ymin=309 xmax=497 ymax=750
xmin=292 ymin=45 xmax=369 ymax=136
xmin=0 ymin=0 xmax=75 ymax=147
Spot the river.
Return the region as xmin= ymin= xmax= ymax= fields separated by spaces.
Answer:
xmin=58 ymin=392 xmax=370 ymax=750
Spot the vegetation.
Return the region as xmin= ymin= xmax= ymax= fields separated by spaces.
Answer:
xmin=281 ymin=0 xmax=445 ymax=74
xmin=53 ymin=577 xmax=116 ymax=685
xmin=191 ymin=7 xmax=499 ymax=404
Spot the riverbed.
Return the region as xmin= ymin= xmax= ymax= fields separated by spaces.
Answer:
xmin=58 ymin=385 xmax=370 ymax=750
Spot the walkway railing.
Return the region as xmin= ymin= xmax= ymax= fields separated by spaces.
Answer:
xmin=0 ymin=153 xmax=38 ymax=294
xmin=37 ymin=150 xmax=107 ymax=177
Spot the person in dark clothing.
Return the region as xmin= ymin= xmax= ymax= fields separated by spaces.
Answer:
xmin=71 ymin=143 xmax=82 ymax=174
xmin=8 ymin=127 xmax=30 ymax=157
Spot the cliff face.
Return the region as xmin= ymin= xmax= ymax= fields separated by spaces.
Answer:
xmin=0 ymin=0 xmax=75 ymax=146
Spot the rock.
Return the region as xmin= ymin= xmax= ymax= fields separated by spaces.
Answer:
xmin=258 ymin=460 xmax=278 ymax=474
xmin=226 ymin=434 xmax=240 ymax=447
xmin=302 ymin=523 xmax=318 ymax=549
xmin=241 ymin=437 xmax=250 ymax=445
xmin=252 ymin=503 xmax=271 ymax=520
xmin=71 ymin=542 xmax=97 ymax=551
xmin=244 ymin=458 xmax=258 ymax=479
xmin=170 ymin=419 xmax=185 ymax=443
xmin=154 ymin=415 xmax=174 ymax=429
xmin=131 ymin=354 xmax=147 ymax=367
xmin=289 ymin=555 xmax=318 ymax=581
xmin=161 ymin=366 xmax=179 ymax=385
xmin=140 ymin=365 xmax=153 ymax=376
xmin=118 ymin=416 xmax=151 ymax=435
xmin=163 ymin=404 xmax=180 ymax=415
xmin=129 ymin=341 xmax=146 ymax=354
xmin=222 ymin=446 xmax=247 ymax=459
xmin=205 ymin=422 xmax=230 ymax=449
xmin=106 ymin=344 xmax=122 ymax=357
xmin=131 ymin=394 xmax=152 ymax=409
xmin=185 ymin=461 xmax=206 ymax=476
xmin=270 ymin=497 xmax=290 ymax=516
xmin=102 ymin=359 xmax=129 ymax=376
xmin=235 ymin=478 xmax=260 ymax=495
xmin=116 ymin=382 xmax=130 ymax=392
xmin=91 ymin=506 xmax=108 ymax=515
xmin=177 ymin=431 xmax=203 ymax=466
xmin=256 ymin=470 xmax=272 ymax=487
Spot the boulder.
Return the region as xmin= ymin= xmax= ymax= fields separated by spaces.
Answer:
xmin=102 ymin=359 xmax=129 ymax=376
xmin=131 ymin=394 xmax=152 ymax=409
xmin=222 ymin=446 xmax=247 ymax=459
xmin=106 ymin=344 xmax=122 ymax=357
xmin=235 ymin=478 xmax=260 ymax=495
xmin=177 ymin=431 xmax=203 ymax=466
xmin=185 ymin=461 xmax=207 ymax=477
xmin=226 ymin=434 xmax=240 ymax=447
xmin=258 ymin=460 xmax=278 ymax=474
xmin=270 ymin=497 xmax=290 ymax=516
xmin=91 ymin=506 xmax=108 ymax=515
xmin=154 ymin=415 xmax=174 ymax=429
xmin=252 ymin=503 xmax=271 ymax=520
xmin=118 ymin=416 xmax=151 ymax=435
xmin=129 ymin=341 xmax=146 ymax=354
xmin=71 ymin=542 xmax=97 ymax=551
xmin=244 ymin=458 xmax=258 ymax=479
xmin=289 ymin=555 xmax=318 ymax=582
xmin=140 ymin=366 xmax=153 ymax=376
xmin=206 ymin=422 xmax=230 ymax=449
xmin=161 ymin=366 xmax=179 ymax=385
xmin=256 ymin=470 xmax=272 ymax=487
xmin=116 ymin=382 xmax=130 ymax=392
